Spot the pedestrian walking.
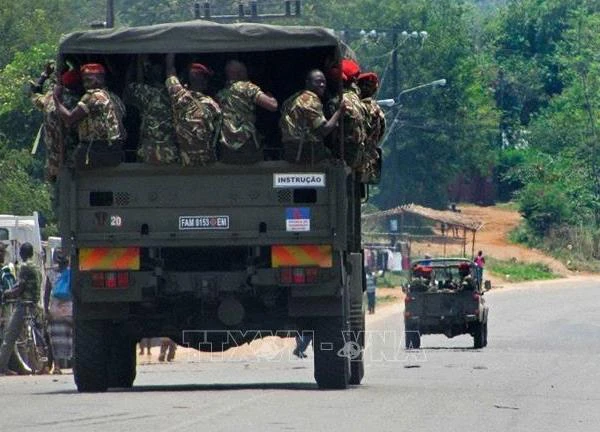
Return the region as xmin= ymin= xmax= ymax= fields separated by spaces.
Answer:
xmin=43 ymin=249 xmax=73 ymax=375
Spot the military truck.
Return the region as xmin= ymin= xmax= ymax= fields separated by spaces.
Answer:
xmin=403 ymin=258 xmax=489 ymax=349
xmin=56 ymin=21 xmax=371 ymax=391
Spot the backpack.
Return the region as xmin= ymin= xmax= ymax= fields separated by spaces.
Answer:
xmin=51 ymin=269 xmax=71 ymax=300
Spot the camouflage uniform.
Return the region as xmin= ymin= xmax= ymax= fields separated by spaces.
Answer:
xmin=166 ymin=76 xmax=221 ymax=166
xmin=74 ymin=88 xmax=126 ymax=168
xmin=31 ymin=90 xmax=80 ymax=180
xmin=361 ymin=97 xmax=386 ymax=180
xmin=16 ymin=261 xmax=41 ymax=304
xmin=339 ymin=84 xmax=367 ymax=169
xmin=280 ymin=90 xmax=330 ymax=163
xmin=125 ymin=82 xmax=179 ymax=164
xmin=217 ymin=80 xmax=264 ymax=164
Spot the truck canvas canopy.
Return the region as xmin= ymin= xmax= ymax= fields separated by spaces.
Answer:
xmin=59 ymin=21 xmax=340 ymax=54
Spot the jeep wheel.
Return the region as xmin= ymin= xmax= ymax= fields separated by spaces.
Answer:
xmin=108 ymin=324 xmax=137 ymax=388
xmin=473 ymin=322 xmax=485 ymax=349
xmin=73 ymin=319 xmax=109 ymax=392
xmin=348 ymin=314 xmax=365 ymax=385
xmin=405 ymin=329 xmax=421 ymax=349
xmin=313 ymin=317 xmax=350 ymax=389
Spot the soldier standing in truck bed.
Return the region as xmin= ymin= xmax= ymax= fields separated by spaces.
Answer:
xmin=53 ymin=63 xmax=126 ymax=169
xmin=124 ymin=55 xmax=179 ymax=165
xmin=280 ymin=69 xmax=345 ymax=164
xmin=337 ymin=59 xmax=367 ymax=169
xmin=216 ymin=60 xmax=278 ymax=164
xmin=165 ymin=53 xmax=221 ymax=166
xmin=30 ymin=62 xmax=82 ymax=181
xmin=357 ymin=72 xmax=386 ymax=180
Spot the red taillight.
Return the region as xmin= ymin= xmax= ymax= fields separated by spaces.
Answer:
xmin=404 ymin=296 xmax=415 ymax=304
xmin=117 ymin=272 xmax=129 ymax=287
xmin=472 ymin=292 xmax=480 ymax=301
xmin=280 ymin=267 xmax=318 ymax=285
xmin=91 ymin=271 xmax=129 ymax=289
xmin=292 ymin=268 xmax=305 ymax=284
xmin=105 ymin=272 xmax=117 ymax=289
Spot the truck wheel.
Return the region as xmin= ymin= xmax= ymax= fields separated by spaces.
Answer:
xmin=73 ymin=319 xmax=109 ymax=392
xmin=405 ymin=329 xmax=421 ymax=349
xmin=313 ymin=317 xmax=350 ymax=389
xmin=473 ymin=322 xmax=485 ymax=349
xmin=108 ymin=324 xmax=136 ymax=388
xmin=348 ymin=314 xmax=365 ymax=385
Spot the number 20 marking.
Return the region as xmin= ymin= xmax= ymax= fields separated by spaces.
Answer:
xmin=110 ymin=215 xmax=123 ymax=227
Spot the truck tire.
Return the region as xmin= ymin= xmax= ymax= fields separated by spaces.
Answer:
xmin=348 ymin=314 xmax=365 ymax=385
xmin=313 ymin=317 xmax=350 ymax=389
xmin=405 ymin=329 xmax=421 ymax=349
xmin=73 ymin=319 xmax=109 ymax=392
xmin=108 ymin=324 xmax=136 ymax=388
xmin=473 ymin=322 xmax=485 ymax=349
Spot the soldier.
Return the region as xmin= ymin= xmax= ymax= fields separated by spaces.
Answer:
xmin=357 ymin=72 xmax=386 ymax=181
xmin=53 ymin=62 xmax=126 ymax=169
xmin=280 ymin=69 xmax=345 ymax=164
xmin=336 ymin=59 xmax=367 ymax=169
xmin=30 ymin=62 xmax=82 ymax=181
xmin=0 ymin=243 xmax=41 ymax=376
xmin=124 ymin=55 xmax=179 ymax=164
xmin=216 ymin=60 xmax=278 ymax=164
xmin=165 ymin=53 xmax=221 ymax=166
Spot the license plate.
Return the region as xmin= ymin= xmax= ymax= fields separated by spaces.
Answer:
xmin=179 ymin=216 xmax=230 ymax=230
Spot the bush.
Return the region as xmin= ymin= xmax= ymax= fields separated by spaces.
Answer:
xmin=518 ymin=184 xmax=572 ymax=235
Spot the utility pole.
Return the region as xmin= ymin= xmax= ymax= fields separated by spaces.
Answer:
xmin=391 ymin=27 xmax=398 ymax=96
xmin=106 ymin=0 xmax=114 ymax=28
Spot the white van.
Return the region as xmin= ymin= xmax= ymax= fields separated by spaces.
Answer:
xmin=0 ymin=212 xmax=45 ymax=302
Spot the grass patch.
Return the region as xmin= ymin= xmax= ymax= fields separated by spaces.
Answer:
xmin=487 ymin=257 xmax=558 ymax=282
xmin=494 ymin=200 xmax=521 ymax=212
xmin=375 ymin=271 xmax=408 ymax=288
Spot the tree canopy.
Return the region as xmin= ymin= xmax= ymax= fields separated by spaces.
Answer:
xmin=0 ymin=0 xmax=599 ymax=255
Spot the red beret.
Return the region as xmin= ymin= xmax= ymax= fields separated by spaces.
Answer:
xmin=80 ymin=63 xmax=105 ymax=75
xmin=61 ymin=69 xmax=81 ymax=88
xmin=341 ymin=58 xmax=361 ymax=82
xmin=358 ymin=72 xmax=379 ymax=85
xmin=189 ymin=63 xmax=213 ymax=76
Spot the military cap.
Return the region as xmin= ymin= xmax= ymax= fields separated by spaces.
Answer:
xmin=80 ymin=63 xmax=106 ymax=74
xmin=358 ymin=72 xmax=379 ymax=85
xmin=189 ymin=63 xmax=213 ymax=76
xmin=341 ymin=59 xmax=361 ymax=81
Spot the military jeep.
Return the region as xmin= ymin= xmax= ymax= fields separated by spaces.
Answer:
xmin=403 ymin=258 xmax=489 ymax=349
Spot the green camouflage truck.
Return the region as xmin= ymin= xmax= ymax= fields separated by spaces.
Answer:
xmin=56 ymin=20 xmax=370 ymax=392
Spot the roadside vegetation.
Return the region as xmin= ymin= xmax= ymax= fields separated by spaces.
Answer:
xmin=1 ymin=0 xmax=600 ymax=269
xmin=375 ymin=272 xmax=407 ymax=289
xmin=486 ymin=257 xmax=558 ymax=283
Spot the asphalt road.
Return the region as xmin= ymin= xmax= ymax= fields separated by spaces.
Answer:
xmin=1 ymin=277 xmax=599 ymax=432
